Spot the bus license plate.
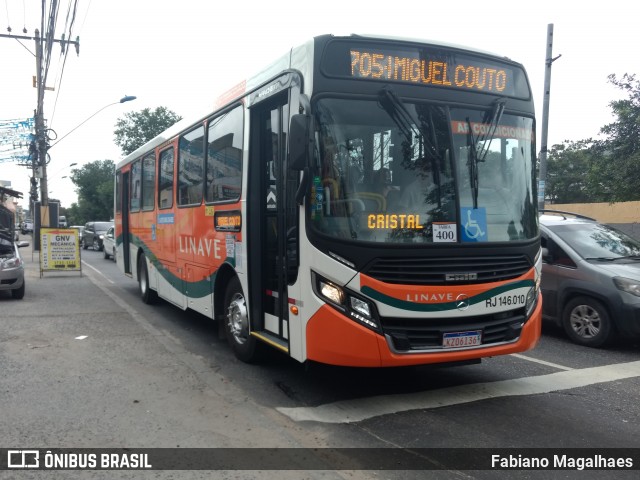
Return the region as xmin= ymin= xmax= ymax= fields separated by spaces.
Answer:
xmin=443 ymin=330 xmax=482 ymax=348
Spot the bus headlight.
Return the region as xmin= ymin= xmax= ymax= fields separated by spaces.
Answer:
xmin=350 ymin=296 xmax=371 ymax=318
xmin=313 ymin=272 xmax=380 ymax=331
xmin=319 ymin=280 xmax=345 ymax=305
xmin=525 ymin=276 xmax=541 ymax=316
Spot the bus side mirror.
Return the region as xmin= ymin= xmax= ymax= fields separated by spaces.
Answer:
xmin=289 ymin=114 xmax=311 ymax=171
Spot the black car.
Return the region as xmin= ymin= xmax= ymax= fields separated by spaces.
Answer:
xmin=81 ymin=221 xmax=113 ymax=251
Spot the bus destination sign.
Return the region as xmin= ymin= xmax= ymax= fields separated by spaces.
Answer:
xmin=349 ymin=47 xmax=521 ymax=97
xmin=214 ymin=210 xmax=242 ymax=232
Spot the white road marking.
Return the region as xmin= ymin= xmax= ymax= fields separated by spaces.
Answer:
xmin=82 ymin=259 xmax=115 ymax=284
xmin=277 ymin=360 xmax=640 ymax=424
xmin=510 ymin=353 xmax=574 ymax=370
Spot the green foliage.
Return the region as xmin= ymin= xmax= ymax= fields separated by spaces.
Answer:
xmin=546 ymin=140 xmax=598 ymax=203
xmin=545 ymin=73 xmax=640 ymax=204
xmin=594 ymin=74 xmax=640 ymax=202
xmin=69 ymin=160 xmax=116 ymax=223
xmin=113 ymin=106 xmax=182 ymax=156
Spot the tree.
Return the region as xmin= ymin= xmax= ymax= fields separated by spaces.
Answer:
xmin=545 ymin=139 xmax=622 ymax=204
xmin=114 ymin=106 xmax=182 ymax=156
xmin=592 ymin=74 xmax=640 ymax=202
xmin=69 ymin=160 xmax=116 ymax=223
xmin=545 ymin=140 xmax=601 ymax=204
xmin=544 ymin=73 xmax=640 ymax=204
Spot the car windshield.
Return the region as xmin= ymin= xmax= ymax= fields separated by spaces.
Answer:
xmin=94 ymin=222 xmax=113 ymax=231
xmin=309 ymin=97 xmax=537 ymax=244
xmin=547 ymin=222 xmax=640 ymax=259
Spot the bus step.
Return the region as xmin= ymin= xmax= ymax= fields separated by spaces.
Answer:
xmin=251 ymin=330 xmax=289 ymax=353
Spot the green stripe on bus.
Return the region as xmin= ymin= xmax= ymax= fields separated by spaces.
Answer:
xmin=127 ymin=234 xmax=234 ymax=299
xmin=361 ymin=279 xmax=534 ymax=312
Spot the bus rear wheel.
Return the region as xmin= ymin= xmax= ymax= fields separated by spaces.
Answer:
xmin=138 ymin=254 xmax=158 ymax=305
xmin=224 ymin=276 xmax=262 ymax=363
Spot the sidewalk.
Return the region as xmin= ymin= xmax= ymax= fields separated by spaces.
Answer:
xmin=0 ymin=241 xmax=320 ymax=453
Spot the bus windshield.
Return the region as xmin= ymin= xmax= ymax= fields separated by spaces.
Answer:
xmin=310 ymin=96 xmax=537 ymax=244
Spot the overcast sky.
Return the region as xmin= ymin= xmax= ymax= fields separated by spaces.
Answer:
xmin=1 ymin=0 xmax=638 ymax=210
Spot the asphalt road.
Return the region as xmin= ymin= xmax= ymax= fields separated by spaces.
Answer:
xmin=2 ymin=243 xmax=639 ymax=479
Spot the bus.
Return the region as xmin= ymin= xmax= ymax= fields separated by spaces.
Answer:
xmin=115 ymin=34 xmax=542 ymax=367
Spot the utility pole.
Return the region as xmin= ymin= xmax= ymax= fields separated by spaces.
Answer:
xmin=538 ymin=24 xmax=561 ymax=210
xmin=0 ymin=29 xmax=79 ymax=227
xmin=34 ymin=29 xmax=48 ymax=211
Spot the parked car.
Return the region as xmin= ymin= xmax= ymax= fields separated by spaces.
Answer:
xmin=81 ymin=221 xmax=113 ymax=251
xmin=71 ymin=225 xmax=85 ymax=238
xmin=102 ymin=226 xmax=116 ymax=261
xmin=21 ymin=219 xmax=33 ymax=234
xmin=0 ymin=207 xmax=29 ymax=299
xmin=540 ymin=210 xmax=640 ymax=347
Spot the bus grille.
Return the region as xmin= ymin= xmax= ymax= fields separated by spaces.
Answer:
xmin=382 ymin=309 xmax=526 ymax=352
xmin=363 ymin=255 xmax=531 ymax=285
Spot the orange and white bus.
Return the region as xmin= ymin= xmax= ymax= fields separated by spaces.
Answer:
xmin=115 ymin=34 xmax=542 ymax=367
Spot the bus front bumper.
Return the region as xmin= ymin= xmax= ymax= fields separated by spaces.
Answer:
xmin=305 ymin=296 xmax=542 ymax=367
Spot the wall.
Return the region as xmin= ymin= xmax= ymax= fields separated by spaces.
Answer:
xmin=543 ymin=201 xmax=640 ymax=239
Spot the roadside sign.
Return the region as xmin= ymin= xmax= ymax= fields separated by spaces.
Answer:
xmin=39 ymin=228 xmax=82 ymax=277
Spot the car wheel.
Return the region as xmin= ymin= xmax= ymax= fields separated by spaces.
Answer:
xmin=12 ymin=280 xmax=25 ymax=300
xmin=82 ymin=238 xmax=88 ymax=250
xmin=93 ymin=238 xmax=101 ymax=251
xmin=562 ymin=296 xmax=614 ymax=347
xmin=103 ymin=247 xmax=109 ymax=259
xmin=138 ymin=254 xmax=158 ymax=304
xmin=224 ymin=276 xmax=263 ymax=363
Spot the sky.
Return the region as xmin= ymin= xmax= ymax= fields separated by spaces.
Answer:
xmin=1 ymin=0 xmax=638 ymax=211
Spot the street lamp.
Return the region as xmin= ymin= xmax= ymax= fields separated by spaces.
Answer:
xmin=37 ymin=95 xmax=136 ymax=230
xmin=48 ymin=96 xmax=137 ymax=149
xmin=51 ymin=162 xmax=78 ymax=178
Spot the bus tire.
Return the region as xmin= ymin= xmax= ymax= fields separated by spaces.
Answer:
xmin=224 ymin=276 xmax=262 ymax=363
xmin=138 ymin=254 xmax=158 ymax=305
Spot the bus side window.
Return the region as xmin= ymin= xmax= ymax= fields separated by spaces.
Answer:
xmin=158 ymin=147 xmax=174 ymax=209
xmin=142 ymin=153 xmax=156 ymax=210
xmin=178 ymin=126 xmax=205 ymax=206
xmin=206 ymin=106 xmax=244 ymax=203
xmin=130 ymin=159 xmax=141 ymax=211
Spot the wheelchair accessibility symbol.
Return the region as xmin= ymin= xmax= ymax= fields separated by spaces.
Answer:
xmin=460 ymin=207 xmax=488 ymax=242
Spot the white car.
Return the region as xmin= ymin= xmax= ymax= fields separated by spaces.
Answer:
xmin=102 ymin=226 xmax=116 ymax=261
xmin=21 ymin=220 xmax=33 ymax=234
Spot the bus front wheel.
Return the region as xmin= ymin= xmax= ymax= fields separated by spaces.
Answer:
xmin=224 ymin=277 xmax=262 ymax=363
xmin=138 ymin=254 xmax=158 ymax=305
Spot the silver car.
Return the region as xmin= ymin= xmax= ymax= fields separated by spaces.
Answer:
xmin=540 ymin=210 xmax=640 ymax=347
xmin=102 ymin=226 xmax=116 ymax=261
xmin=0 ymin=209 xmax=28 ymax=300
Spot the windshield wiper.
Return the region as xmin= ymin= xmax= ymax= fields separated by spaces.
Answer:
xmin=586 ymin=255 xmax=640 ymax=262
xmin=465 ymin=97 xmax=507 ymax=209
xmin=465 ymin=117 xmax=480 ymax=209
xmin=378 ymin=87 xmax=440 ymax=161
xmin=378 ymin=87 xmax=443 ymax=208
xmin=476 ymin=97 xmax=507 ymax=162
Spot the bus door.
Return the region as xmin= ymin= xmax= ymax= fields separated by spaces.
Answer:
xmin=121 ymin=170 xmax=132 ymax=274
xmin=247 ymin=88 xmax=299 ymax=350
